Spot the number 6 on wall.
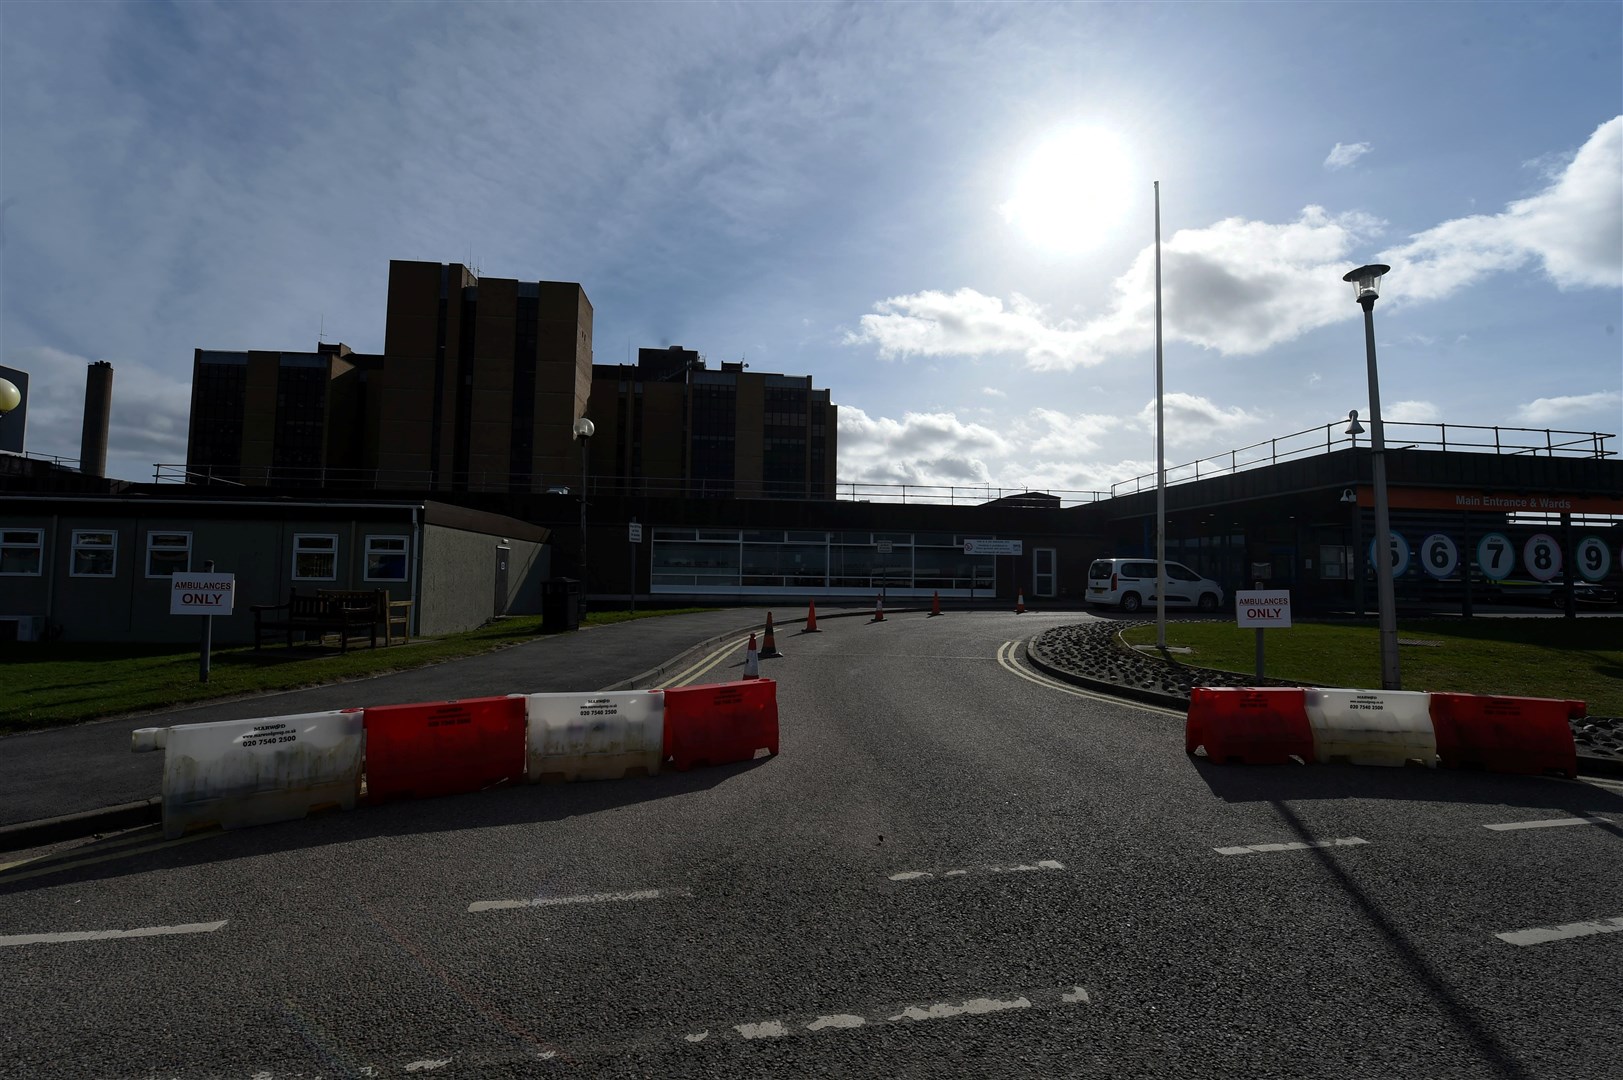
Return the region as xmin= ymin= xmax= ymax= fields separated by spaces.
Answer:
xmin=1420 ymin=534 xmax=1458 ymax=578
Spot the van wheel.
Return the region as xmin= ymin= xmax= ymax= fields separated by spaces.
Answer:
xmin=1198 ymin=593 xmax=1219 ymax=613
xmin=1120 ymin=592 xmax=1143 ymax=613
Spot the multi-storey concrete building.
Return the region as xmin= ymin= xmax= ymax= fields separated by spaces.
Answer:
xmin=185 ymin=262 xmax=835 ymax=500
xmin=590 ymin=346 xmax=837 ymax=499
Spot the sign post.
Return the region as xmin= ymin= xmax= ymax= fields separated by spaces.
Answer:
xmin=171 ymin=565 xmax=235 ymax=683
xmin=628 ymin=519 xmax=642 ymax=614
xmin=1235 ymin=587 xmax=1292 ymax=680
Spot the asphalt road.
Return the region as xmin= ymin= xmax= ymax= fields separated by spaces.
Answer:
xmin=3 ymin=609 xmax=1621 ymax=1079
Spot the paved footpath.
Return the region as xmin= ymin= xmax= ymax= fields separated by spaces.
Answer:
xmin=2 ymin=607 xmax=864 ymax=839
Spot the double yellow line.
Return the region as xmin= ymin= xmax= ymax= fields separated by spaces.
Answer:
xmin=664 ymin=634 xmax=756 ymax=687
xmin=0 ymin=826 xmax=220 ymax=884
xmin=996 ymin=640 xmax=1180 ymax=717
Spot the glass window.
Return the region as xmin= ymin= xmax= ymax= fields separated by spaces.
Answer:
xmin=293 ymin=534 xmax=338 ymax=580
xmin=146 ymin=532 xmax=192 ymax=578
xmin=365 ymin=536 xmax=409 ymax=581
xmin=1 ymin=529 xmax=43 ymax=576
xmin=71 ymin=530 xmax=117 ymax=577
xmin=1167 ymin=564 xmax=1201 ymax=582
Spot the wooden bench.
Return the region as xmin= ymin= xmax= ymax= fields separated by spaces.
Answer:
xmin=251 ymin=590 xmax=379 ymax=653
xmin=319 ymin=589 xmax=413 ymax=646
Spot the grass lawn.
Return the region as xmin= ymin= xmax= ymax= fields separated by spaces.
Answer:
xmin=0 ymin=608 xmax=711 ymax=735
xmin=1119 ymin=617 xmax=1623 ymax=715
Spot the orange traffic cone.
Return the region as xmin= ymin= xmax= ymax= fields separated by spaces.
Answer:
xmin=743 ymin=632 xmax=760 ymax=679
xmin=760 ymin=612 xmax=783 ymax=658
xmin=802 ymin=600 xmax=821 ymax=633
xmin=929 ymin=590 xmax=942 ymax=617
xmin=871 ymin=595 xmax=885 ymax=622
xmin=1015 ymin=589 xmax=1026 ymax=614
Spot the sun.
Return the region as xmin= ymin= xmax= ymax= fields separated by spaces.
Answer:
xmin=1000 ymin=126 xmax=1135 ymax=253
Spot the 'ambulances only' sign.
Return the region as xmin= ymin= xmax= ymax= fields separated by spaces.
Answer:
xmin=170 ymin=573 xmax=237 ymax=616
xmin=1234 ymin=590 xmax=1291 ymax=629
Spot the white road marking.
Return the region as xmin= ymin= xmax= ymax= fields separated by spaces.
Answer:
xmin=735 ymin=1020 xmax=789 ymax=1039
xmin=1496 ymin=916 xmax=1623 ymax=947
xmin=996 ymin=641 xmax=1182 ymax=717
xmin=468 ymin=887 xmax=693 ymax=912
xmin=0 ymin=920 xmax=226 ymax=948
xmin=667 ymin=635 xmax=756 ymax=687
xmin=702 ymin=982 xmax=1089 ymax=1047
xmin=404 ymin=1061 xmax=452 ymax=1073
xmin=888 ymin=996 xmax=1030 ymax=1022
xmin=889 ymin=859 xmax=1064 ymax=882
xmin=1215 ymin=838 xmax=1369 ymax=856
xmin=1483 ymin=816 xmax=1613 ymax=831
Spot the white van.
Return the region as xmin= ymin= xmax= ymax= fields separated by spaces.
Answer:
xmin=1086 ymin=558 xmax=1224 ymax=613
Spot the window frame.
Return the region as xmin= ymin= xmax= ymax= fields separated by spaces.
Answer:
xmin=70 ymin=529 xmax=118 ymax=578
xmin=292 ymin=533 xmax=339 ymax=582
xmin=145 ymin=531 xmax=192 ymax=579
xmin=0 ymin=528 xmax=44 ymax=577
xmin=364 ymin=535 xmax=410 ymax=582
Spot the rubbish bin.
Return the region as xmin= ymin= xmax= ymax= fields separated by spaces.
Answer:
xmin=542 ymin=577 xmax=582 ymax=633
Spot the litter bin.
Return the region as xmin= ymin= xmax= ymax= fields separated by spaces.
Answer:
xmin=542 ymin=577 xmax=582 ymax=633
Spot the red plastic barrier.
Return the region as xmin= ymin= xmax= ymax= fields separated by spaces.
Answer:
xmin=663 ymin=678 xmax=779 ymax=772
xmin=1185 ymin=687 xmax=1314 ymax=765
xmin=1428 ymin=693 xmax=1579 ymax=778
xmin=363 ymin=696 xmax=527 ymax=802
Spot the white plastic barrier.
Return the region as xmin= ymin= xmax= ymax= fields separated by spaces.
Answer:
xmin=517 ymin=690 xmax=665 ymax=782
xmin=1303 ymin=689 xmax=1437 ymax=768
xmin=131 ymin=710 xmax=365 ymax=838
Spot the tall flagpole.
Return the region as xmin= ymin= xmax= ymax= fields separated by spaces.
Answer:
xmin=1154 ymin=181 xmax=1167 ymax=649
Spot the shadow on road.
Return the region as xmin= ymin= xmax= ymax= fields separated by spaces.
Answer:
xmin=0 ymin=755 xmax=775 ymax=896
xmin=1189 ymin=756 xmax=1623 ymax=818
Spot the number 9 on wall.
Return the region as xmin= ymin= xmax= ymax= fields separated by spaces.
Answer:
xmin=1575 ymin=536 xmax=1612 ymax=582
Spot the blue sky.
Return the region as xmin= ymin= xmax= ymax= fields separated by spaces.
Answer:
xmin=3 ymin=1 xmax=1619 ymax=490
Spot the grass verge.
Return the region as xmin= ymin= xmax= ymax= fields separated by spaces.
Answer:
xmin=1119 ymin=618 xmax=1623 ymax=714
xmin=1 ymin=608 xmax=711 ymax=734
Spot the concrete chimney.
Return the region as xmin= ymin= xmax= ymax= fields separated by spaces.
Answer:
xmin=80 ymin=361 xmax=113 ymax=478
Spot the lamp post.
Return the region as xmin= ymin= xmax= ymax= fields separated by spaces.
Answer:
xmin=1343 ymin=264 xmax=1400 ymax=690
xmin=574 ymin=416 xmax=594 ymax=616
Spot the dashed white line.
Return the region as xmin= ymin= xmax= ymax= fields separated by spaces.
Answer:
xmin=889 ymin=859 xmax=1065 ymax=882
xmin=468 ymin=887 xmax=693 ymax=912
xmin=404 ymin=1061 xmax=452 ymax=1073
xmin=888 ymin=996 xmax=1030 ymax=1022
xmin=1483 ymin=816 xmax=1614 ymax=831
xmin=0 ymin=920 xmax=227 ymax=948
xmin=1496 ymin=916 xmax=1623 ymax=947
xmin=690 ymin=982 xmax=1090 ymax=1047
xmin=1215 ymin=838 xmax=1369 ymax=856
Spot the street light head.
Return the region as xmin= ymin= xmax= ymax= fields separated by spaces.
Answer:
xmin=1342 ymin=263 xmax=1390 ymax=303
xmin=1344 ymin=409 xmax=1366 ymax=436
xmin=0 ymin=377 xmax=19 ymax=415
xmin=573 ymin=417 xmax=595 ymax=439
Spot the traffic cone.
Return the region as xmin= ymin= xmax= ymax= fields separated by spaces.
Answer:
xmin=802 ymin=600 xmax=821 ymax=633
xmin=1015 ymin=589 xmax=1026 ymax=614
xmin=929 ymin=590 xmax=942 ymax=617
xmin=760 ymin=612 xmax=783 ymax=658
xmin=743 ymin=633 xmax=760 ymax=679
xmin=871 ymin=595 xmax=885 ymax=622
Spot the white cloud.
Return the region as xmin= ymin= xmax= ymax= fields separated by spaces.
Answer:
xmin=1135 ymin=392 xmax=1262 ymax=447
xmin=1384 ymin=116 xmax=1623 ymax=297
xmin=1514 ymin=390 xmax=1623 ymax=425
xmin=5 ymin=345 xmax=191 ymax=481
xmin=1384 ymin=400 xmax=1441 ymax=423
xmin=837 ymin=406 xmax=1011 ymax=487
xmin=1324 ymin=141 xmax=1373 ymax=171
xmin=981 ymin=386 xmax=1007 ymax=398
xmin=847 ymin=118 xmax=1621 ymax=375
xmin=1020 ymin=408 xmax=1122 ymax=457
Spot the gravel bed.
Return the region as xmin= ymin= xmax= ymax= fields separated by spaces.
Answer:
xmin=1029 ymin=619 xmax=1623 ymax=770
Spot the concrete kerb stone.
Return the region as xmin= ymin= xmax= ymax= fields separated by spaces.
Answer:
xmin=0 ymin=796 xmax=163 ymax=855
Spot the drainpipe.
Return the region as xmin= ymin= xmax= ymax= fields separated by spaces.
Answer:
xmin=410 ymin=504 xmax=423 ymax=637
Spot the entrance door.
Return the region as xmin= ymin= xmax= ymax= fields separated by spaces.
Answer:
xmin=1034 ymin=548 xmax=1057 ymax=598
xmin=494 ymin=545 xmax=510 ymax=616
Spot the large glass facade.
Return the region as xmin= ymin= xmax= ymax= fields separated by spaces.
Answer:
xmin=650 ymin=527 xmax=999 ymax=595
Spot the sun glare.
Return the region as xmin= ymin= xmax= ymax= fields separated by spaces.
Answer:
xmin=1001 ymin=126 xmax=1135 ymax=253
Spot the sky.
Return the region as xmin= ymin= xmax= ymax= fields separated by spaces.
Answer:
xmin=2 ymin=1 xmax=1620 ymax=493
